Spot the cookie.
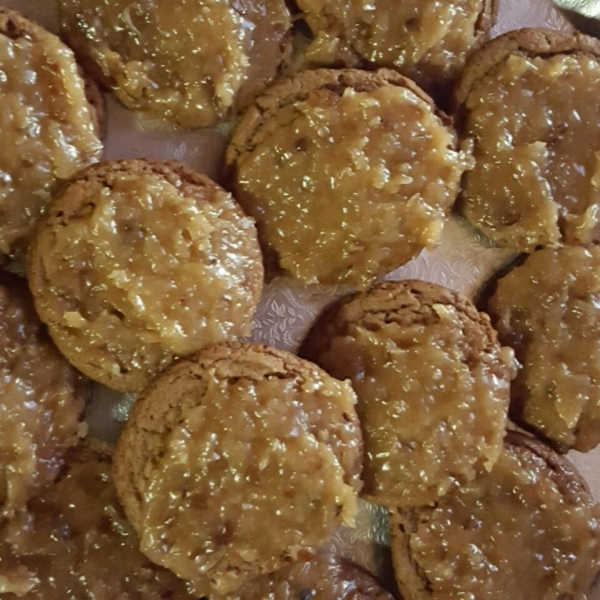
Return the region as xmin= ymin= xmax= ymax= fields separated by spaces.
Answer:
xmin=457 ymin=28 xmax=600 ymax=252
xmin=0 ymin=439 xmax=194 ymax=599
xmin=297 ymin=0 xmax=495 ymax=96
xmin=28 ymin=159 xmax=264 ymax=393
xmin=486 ymin=246 xmax=600 ymax=453
xmin=58 ymin=0 xmax=293 ymax=128
xmin=390 ymin=432 xmax=600 ymax=600
xmin=227 ymin=554 xmax=393 ymax=600
xmin=0 ymin=7 xmax=104 ymax=260
xmin=113 ymin=342 xmax=363 ymax=596
xmin=301 ymin=280 xmax=512 ymax=508
xmin=226 ymin=69 xmax=471 ymax=287
xmin=0 ymin=274 xmax=84 ymax=519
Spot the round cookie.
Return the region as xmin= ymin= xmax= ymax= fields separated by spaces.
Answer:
xmin=28 ymin=159 xmax=264 ymax=393
xmin=113 ymin=342 xmax=363 ymax=596
xmin=457 ymin=28 xmax=600 ymax=252
xmin=301 ymin=280 xmax=512 ymax=508
xmin=226 ymin=69 xmax=471 ymax=287
xmin=390 ymin=432 xmax=600 ymax=600
xmin=0 ymin=7 xmax=104 ymax=261
xmin=486 ymin=246 xmax=600 ymax=453
xmin=59 ymin=0 xmax=293 ymax=128
xmin=297 ymin=0 xmax=495 ymax=95
xmin=0 ymin=439 xmax=194 ymax=599
xmin=227 ymin=554 xmax=394 ymax=600
xmin=0 ymin=275 xmax=84 ymax=519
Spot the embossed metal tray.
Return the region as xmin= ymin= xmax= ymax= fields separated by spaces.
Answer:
xmin=6 ymin=0 xmax=599 ymax=595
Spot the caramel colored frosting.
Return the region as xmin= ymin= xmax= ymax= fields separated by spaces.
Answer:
xmin=59 ymin=0 xmax=291 ymax=127
xmin=234 ymin=79 xmax=471 ymax=286
xmin=309 ymin=284 xmax=512 ymax=507
xmin=0 ymin=279 xmax=83 ymax=519
xmin=0 ymin=12 xmax=102 ymax=257
xmin=463 ymin=54 xmax=600 ymax=251
xmin=0 ymin=442 xmax=193 ymax=599
xmin=31 ymin=165 xmax=263 ymax=392
xmin=138 ymin=371 xmax=361 ymax=596
xmin=488 ymin=246 xmax=600 ymax=453
xmin=406 ymin=440 xmax=600 ymax=599
xmin=227 ymin=554 xmax=393 ymax=600
xmin=298 ymin=0 xmax=485 ymax=88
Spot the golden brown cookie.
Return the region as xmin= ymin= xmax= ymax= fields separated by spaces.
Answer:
xmin=486 ymin=246 xmax=600 ymax=453
xmin=113 ymin=342 xmax=363 ymax=596
xmin=457 ymin=28 xmax=600 ymax=252
xmin=227 ymin=554 xmax=394 ymax=600
xmin=390 ymin=432 xmax=600 ymax=600
xmin=58 ymin=0 xmax=293 ymax=128
xmin=226 ymin=69 xmax=471 ymax=287
xmin=297 ymin=0 xmax=495 ymax=96
xmin=0 ymin=438 xmax=194 ymax=599
xmin=0 ymin=7 xmax=104 ymax=261
xmin=0 ymin=274 xmax=84 ymax=519
xmin=28 ymin=159 xmax=264 ymax=393
xmin=301 ymin=280 xmax=512 ymax=508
